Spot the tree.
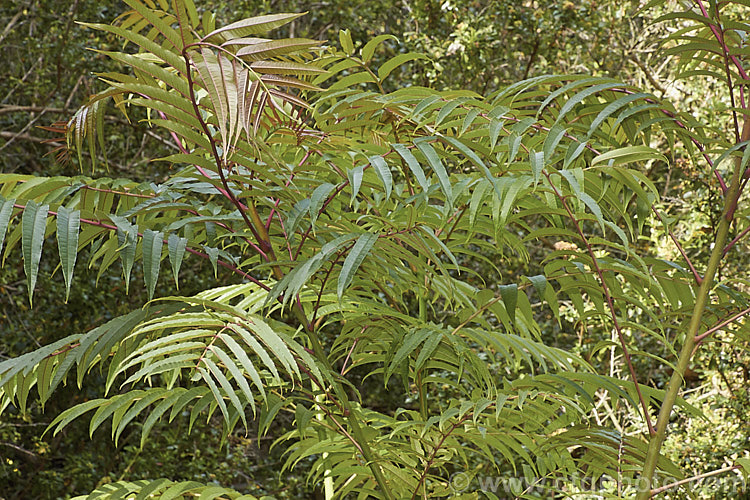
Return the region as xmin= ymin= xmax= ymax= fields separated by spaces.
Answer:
xmin=1 ymin=0 xmax=749 ymax=498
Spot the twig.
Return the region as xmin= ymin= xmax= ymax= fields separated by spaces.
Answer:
xmin=695 ymin=305 xmax=750 ymax=343
xmin=0 ymin=8 xmax=24 ymax=46
xmin=723 ymin=224 xmax=750 ymax=256
xmin=0 ymin=131 xmax=61 ymax=145
xmin=649 ymin=465 xmax=739 ymax=496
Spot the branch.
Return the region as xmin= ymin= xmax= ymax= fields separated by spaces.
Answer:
xmin=695 ymin=0 xmax=749 ymax=81
xmin=0 ymin=131 xmax=61 ymax=145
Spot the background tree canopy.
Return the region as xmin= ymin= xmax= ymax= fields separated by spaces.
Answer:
xmin=1 ymin=1 xmax=749 ymax=499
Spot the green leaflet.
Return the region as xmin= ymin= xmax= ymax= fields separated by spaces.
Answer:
xmin=56 ymin=206 xmax=80 ymax=303
xmin=378 ymin=53 xmax=428 ymax=81
xmin=530 ymin=150 xmax=544 ymax=185
xmin=393 ymin=143 xmax=430 ymax=192
xmin=369 ymin=155 xmax=393 ymax=199
xmin=558 ymin=169 xmax=606 ymax=234
xmin=337 ymin=232 xmax=378 ymax=298
xmin=542 ymin=124 xmax=567 ymax=159
xmin=361 ymin=34 xmax=397 ymax=63
xmin=205 ymin=13 xmax=305 ymax=43
xmin=140 ymin=389 xmax=187 ymax=447
xmin=0 ymin=196 xmax=16 ymax=257
xmin=527 ymin=275 xmax=547 ymax=298
xmin=414 ymin=330 xmax=443 ymax=372
xmin=236 ymin=38 xmax=322 ymax=62
xmin=339 ymin=29 xmax=354 ymax=55
xmin=47 ymin=398 xmax=107 ymax=437
xmin=143 ymin=229 xmax=164 ymax=300
xmin=309 ymin=182 xmax=336 ymax=227
xmin=202 ymin=245 xmax=219 ymax=278
xmin=499 ymin=284 xmax=518 ymax=325
xmin=347 ymin=164 xmax=364 ymax=204
xmin=386 ymin=327 xmax=432 ymax=384
xmin=21 ymin=200 xmax=49 ymax=307
xmin=167 ymin=233 xmax=187 ymax=289
xmin=202 ymin=356 xmax=248 ymax=429
xmin=554 ymin=81 xmax=623 ymax=125
xmin=415 ymin=139 xmax=453 ymax=206
xmin=591 ymin=145 xmax=667 ymax=167
xmin=441 ymin=135 xmax=501 ymax=198
xmin=122 ymin=0 xmax=183 ymax=50
xmin=111 ymin=216 xmax=138 ymax=294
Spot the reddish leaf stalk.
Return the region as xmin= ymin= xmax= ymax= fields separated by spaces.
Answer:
xmin=542 ymin=171 xmax=655 ymax=435
xmin=695 ymin=305 xmax=750 ymax=343
xmin=182 ymin=49 xmax=271 ymax=262
xmin=11 ymin=203 xmax=268 ymax=288
xmin=651 ymin=208 xmax=703 ymax=284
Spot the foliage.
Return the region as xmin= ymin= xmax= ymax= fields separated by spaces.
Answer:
xmin=1 ymin=0 xmax=750 ymax=498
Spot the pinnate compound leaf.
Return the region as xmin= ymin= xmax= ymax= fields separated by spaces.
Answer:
xmin=22 ymin=200 xmax=49 ymax=307
xmin=69 ymin=479 xmax=249 ymax=499
xmin=56 ymin=206 xmax=80 ymax=303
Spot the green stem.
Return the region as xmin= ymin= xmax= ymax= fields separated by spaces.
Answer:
xmin=417 ymin=369 xmax=428 ymax=420
xmin=314 ymin=387 xmax=335 ymax=500
xmin=636 ymin=142 xmax=745 ymax=498
xmin=307 ymin=332 xmax=395 ymax=500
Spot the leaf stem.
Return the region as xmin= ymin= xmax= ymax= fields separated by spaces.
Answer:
xmin=649 ymin=465 xmax=739 ymax=496
xmin=695 ymin=305 xmax=750 ymax=343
